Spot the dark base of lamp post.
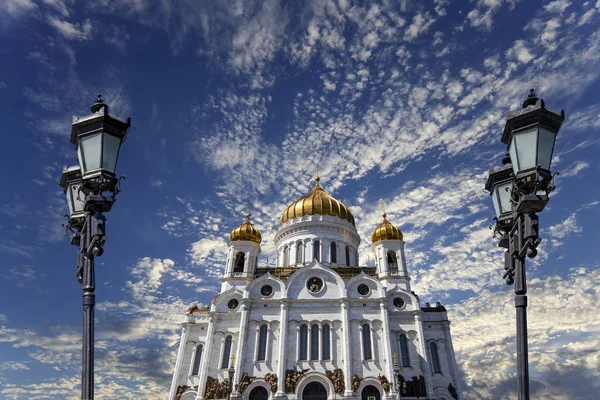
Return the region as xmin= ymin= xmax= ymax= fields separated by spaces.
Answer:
xmin=515 ymin=294 xmax=529 ymax=400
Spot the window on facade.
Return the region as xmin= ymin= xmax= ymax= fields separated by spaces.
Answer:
xmin=310 ymin=324 xmax=319 ymax=360
xmin=322 ymin=324 xmax=330 ymax=360
xmin=313 ymin=241 xmax=320 ymax=262
xmin=330 ymin=242 xmax=337 ymax=263
xmin=387 ymin=251 xmax=398 ymax=273
xmin=191 ymin=344 xmax=203 ymax=375
xmin=233 ymin=252 xmax=245 ymax=273
xmin=299 ymin=325 xmax=308 ymax=360
xmin=399 ymin=334 xmax=410 ymax=367
xmin=362 ymin=324 xmax=372 ymax=360
xmin=345 ymin=246 xmax=350 ymax=266
xmin=257 ymin=325 xmax=268 ymax=361
xmin=296 ymin=242 xmax=303 ymax=264
xmin=430 ymin=342 xmax=441 ymax=373
xmin=221 ymin=336 xmax=232 ymax=369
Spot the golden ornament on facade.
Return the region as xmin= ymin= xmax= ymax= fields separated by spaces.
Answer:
xmin=280 ymin=177 xmax=355 ymax=226
xmin=230 ymin=212 xmax=262 ymax=244
xmin=371 ymin=200 xmax=403 ymax=242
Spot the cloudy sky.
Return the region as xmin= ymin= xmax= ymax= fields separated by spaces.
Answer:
xmin=0 ymin=0 xmax=599 ymax=398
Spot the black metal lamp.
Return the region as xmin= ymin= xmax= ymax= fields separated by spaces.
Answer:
xmin=486 ymin=161 xmax=514 ymax=231
xmin=59 ymin=165 xmax=86 ymax=228
xmin=501 ymin=89 xmax=564 ymax=194
xmin=70 ymin=94 xmax=131 ymax=194
xmin=227 ymin=364 xmax=235 ymax=400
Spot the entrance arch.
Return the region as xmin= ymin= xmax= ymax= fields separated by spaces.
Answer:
xmin=361 ymin=385 xmax=381 ymax=400
xmin=249 ymin=386 xmax=268 ymax=400
xmin=302 ymin=382 xmax=327 ymax=400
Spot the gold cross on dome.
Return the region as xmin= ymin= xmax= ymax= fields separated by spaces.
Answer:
xmin=246 ymin=201 xmax=252 ymax=220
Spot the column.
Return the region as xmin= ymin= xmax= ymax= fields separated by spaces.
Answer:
xmin=322 ymin=239 xmax=330 ymax=264
xmin=290 ymin=244 xmax=296 ymax=267
xmin=276 ymin=302 xmax=289 ymax=398
xmin=233 ymin=303 xmax=249 ymax=392
xmin=413 ymin=312 xmax=434 ymax=398
xmin=169 ymin=321 xmax=191 ymax=400
xmin=443 ymin=322 xmax=463 ymax=400
xmin=340 ymin=300 xmax=353 ymax=396
xmin=196 ymin=315 xmax=216 ymax=400
xmin=307 ymin=239 xmax=314 ymax=263
xmin=318 ymin=323 xmax=322 ymax=360
xmin=380 ymin=302 xmax=396 ymax=397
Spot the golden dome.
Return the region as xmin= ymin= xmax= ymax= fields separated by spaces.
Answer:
xmin=372 ymin=213 xmax=403 ymax=242
xmin=280 ymin=177 xmax=355 ymax=226
xmin=230 ymin=214 xmax=262 ymax=244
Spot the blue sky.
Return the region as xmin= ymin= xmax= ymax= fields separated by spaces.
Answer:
xmin=0 ymin=0 xmax=599 ymax=398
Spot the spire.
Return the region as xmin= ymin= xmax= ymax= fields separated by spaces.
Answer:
xmin=247 ymin=201 xmax=252 ymax=220
xmin=381 ymin=199 xmax=387 ymax=220
xmin=315 ymin=161 xmax=320 ymax=188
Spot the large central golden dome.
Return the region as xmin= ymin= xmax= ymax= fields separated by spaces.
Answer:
xmin=280 ymin=177 xmax=355 ymax=226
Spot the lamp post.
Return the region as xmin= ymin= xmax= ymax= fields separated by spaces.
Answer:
xmin=486 ymin=89 xmax=564 ymax=400
xmin=59 ymin=94 xmax=130 ymax=400
xmin=227 ymin=364 xmax=235 ymax=400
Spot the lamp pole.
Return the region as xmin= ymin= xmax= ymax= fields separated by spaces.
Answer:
xmin=227 ymin=364 xmax=235 ymax=400
xmin=486 ymin=90 xmax=564 ymax=400
xmin=59 ymin=95 xmax=130 ymax=400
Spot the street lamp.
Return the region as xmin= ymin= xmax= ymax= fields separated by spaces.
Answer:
xmin=227 ymin=364 xmax=235 ymax=400
xmin=486 ymin=89 xmax=564 ymax=400
xmin=59 ymin=94 xmax=130 ymax=400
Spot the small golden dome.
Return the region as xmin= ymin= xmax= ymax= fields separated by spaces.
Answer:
xmin=230 ymin=214 xmax=262 ymax=244
xmin=280 ymin=177 xmax=355 ymax=226
xmin=372 ymin=213 xmax=403 ymax=242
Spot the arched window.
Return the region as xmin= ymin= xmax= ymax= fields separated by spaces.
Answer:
xmin=191 ymin=344 xmax=203 ymax=375
xmin=257 ymin=325 xmax=268 ymax=361
xmin=322 ymin=324 xmax=330 ymax=360
xmin=345 ymin=246 xmax=350 ymax=266
xmin=221 ymin=336 xmax=232 ymax=369
xmin=399 ymin=334 xmax=410 ymax=367
xmin=310 ymin=324 xmax=319 ymax=360
xmin=283 ymin=246 xmax=290 ymax=267
xmin=313 ymin=240 xmax=320 ymax=262
xmin=387 ymin=251 xmax=398 ymax=274
xmin=299 ymin=325 xmax=308 ymax=360
xmin=330 ymin=242 xmax=337 ymax=263
xmin=296 ymin=242 xmax=303 ymax=264
xmin=234 ymin=252 xmax=245 ymax=273
xmin=430 ymin=342 xmax=441 ymax=373
xmin=362 ymin=324 xmax=372 ymax=360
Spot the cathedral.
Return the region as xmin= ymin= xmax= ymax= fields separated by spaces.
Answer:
xmin=169 ymin=177 xmax=462 ymax=400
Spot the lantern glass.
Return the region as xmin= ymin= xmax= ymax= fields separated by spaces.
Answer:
xmin=494 ymin=181 xmax=513 ymax=218
xmin=79 ymin=133 xmax=102 ymax=173
xmin=509 ymin=128 xmax=537 ymax=174
xmin=102 ymin=133 xmax=122 ymax=174
xmin=70 ymin=182 xmax=85 ymax=214
xmin=537 ymin=127 xmax=556 ymax=171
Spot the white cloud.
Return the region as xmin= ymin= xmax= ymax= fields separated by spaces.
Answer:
xmin=560 ymin=161 xmax=589 ymax=177
xmin=578 ymin=8 xmax=596 ymax=26
xmin=47 ymin=17 xmax=93 ymax=41
xmin=0 ymin=0 xmax=36 ymax=17
xmin=506 ymin=40 xmax=535 ymax=63
xmin=403 ymin=12 xmax=435 ymax=41
xmin=544 ymin=0 xmax=572 ymax=14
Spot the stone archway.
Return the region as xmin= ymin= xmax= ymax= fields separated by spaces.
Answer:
xmin=302 ymin=382 xmax=327 ymax=400
xmin=249 ymin=386 xmax=269 ymax=400
xmin=361 ymin=385 xmax=381 ymax=400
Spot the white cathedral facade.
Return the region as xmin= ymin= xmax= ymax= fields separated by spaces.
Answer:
xmin=169 ymin=177 xmax=462 ymax=400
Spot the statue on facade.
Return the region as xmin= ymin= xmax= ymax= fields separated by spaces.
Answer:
xmin=325 ymin=369 xmax=345 ymax=394
xmin=238 ymin=373 xmax=254 ymax=393
xmin=398 ymin=375 xmax=426 ymax=398
xmin=205 ymin=376 xmax=228 ymax=399
xmin=264 ymin=373 xmax=278 ymax=393
xmin=351 ymin=374 xmax=362 ymax=392
xmin=448 ymin=383 xmax=458 ymax=400
xmin=378 ymin=375 xmax=390 ymax=393
xmin=285 ymin=368 xmax=309 ymax=393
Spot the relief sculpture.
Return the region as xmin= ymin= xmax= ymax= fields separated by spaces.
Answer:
xmin=378 ymin=375 xmax=390 ymax=393
xmin=351 ymin=374 xmax=362 ymax=392
xmin=325 ymin=369 xmax=345 ymax=395
xmin=285 ymin=368 xmax=309 ymax=393
xmin=398 ymin=375 xmax=426 ymax=398
xmin=264 ymin=373 xmax=278 ymax=393
xmin=205 ymin=376 xmax=229 ymax=399
xmin=238 ymin=373 xmax=254 ymax=394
